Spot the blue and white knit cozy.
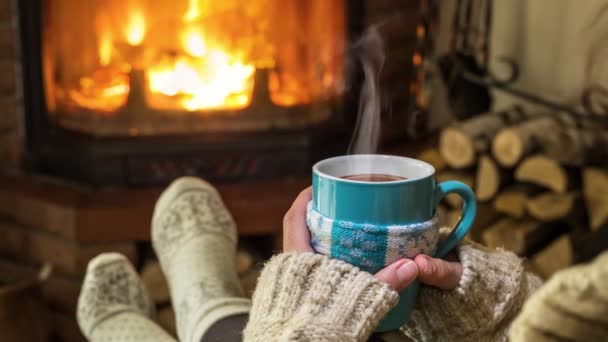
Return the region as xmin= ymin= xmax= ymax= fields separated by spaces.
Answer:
xmin=306 ymin=202 xmax=440 ymax=274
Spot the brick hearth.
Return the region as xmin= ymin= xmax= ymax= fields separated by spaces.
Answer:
xmin=0 ymin=174 xmax=308 ymax=341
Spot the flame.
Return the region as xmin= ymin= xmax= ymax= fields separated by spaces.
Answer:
xmin=146 ymin=29 xmax=255 ymax=111
xmin=184 ymin=0 xmax=201 ymax=22
xmin=125 ymin=10 xmax=146 ymax=46
xmin=98 ymin=29 xmax=113 ymax=66
xmin=183 ymin=29 xmax=207 ymax=57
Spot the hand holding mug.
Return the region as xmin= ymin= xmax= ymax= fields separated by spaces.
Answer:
xmin=283 ymin=187 xmax=463 ymax=292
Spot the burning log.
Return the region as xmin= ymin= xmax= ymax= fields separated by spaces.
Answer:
xmin=439 ymin=107 xmax=528 ymax=169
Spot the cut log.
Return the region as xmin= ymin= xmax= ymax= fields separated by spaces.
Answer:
xmin=439 ymin=107 xmax=528 ymax=169
xmin=526 ymin=192 xmax=579 ymax=222
xmin=583 ymin=167 xmax=608 ymax=231
xmin=531 ymin=234 xmax=574 ymax=279
xmin=475 ymin=155 xmax=510 ymax=202
xmin=140 ymin=261 xmax=170 ymax=305
xmin=435 ymin=170 xmax=475 ymax=208
xmin=157 ymin=307 xmax=177 ymax=338
xmin=469 ymin=202 xmax=501 ymax=242
xmin=515 ymin=155 xmax=570 ymax=193
xmin=240 ymin=267 xmax=262 ymax=298
xmin=547 ymin=121 xmax=608 ymax=167
xmin=235 ymin=249 xmax=254 ymax=275
xmin=441 ymin=203 xmax=499 ymax=243
xmin=443 ymin=209 xmax=462 ymax=229
xmin=492 ymin=116 xmax=562 ymax=167
xmin=493 ymin=114 xmax=608 ymax=168
xmin=494 ymin=185 xmax=543 ymax=218
xmin=481 ymin=217 xmax=560 ymax=256
xmin=417 ymin=148 xmax=446 ymax=172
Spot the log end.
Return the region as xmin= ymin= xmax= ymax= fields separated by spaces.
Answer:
xmin=493 ymin=129 xmax=523 ymax=168
xmin=476 ymin=155 xmax=500 ymax=202
xmin=515 ymin=155 xmax=568 ymax=193
xmin=494 ymin=191 xmax=528 ymax=218
xmin=526 ymin=192 xmax=577 ymax=222
xmin=583 ymin=168 xmax=608 ymax=231
xmin=439 ymin=127 xmax=476 ymax=169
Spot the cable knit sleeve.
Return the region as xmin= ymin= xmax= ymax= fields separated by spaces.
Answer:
xmin=402 ymin=242 xmax=543 ymax=342
xmin=242 ymin=252 xmax=399 ymax=341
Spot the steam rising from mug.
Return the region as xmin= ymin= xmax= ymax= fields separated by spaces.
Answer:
xmin=348 ymin=27 xmax=385 ymax=155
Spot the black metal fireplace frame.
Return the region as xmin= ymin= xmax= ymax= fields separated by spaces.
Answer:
xmin=18 ymin=0 xmax=365 ymax=186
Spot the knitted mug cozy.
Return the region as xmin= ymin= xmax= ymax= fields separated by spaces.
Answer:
xmin=306 ymin=202 xmax=440 ymax=274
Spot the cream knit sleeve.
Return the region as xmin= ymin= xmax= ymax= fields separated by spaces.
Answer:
xmin=509 ymin=251 xmax=608 ymax=341
xmin=242 ymin=252 xmax=399 ymax=341
xmin=402 ymin=243 xmax=543 ymax=342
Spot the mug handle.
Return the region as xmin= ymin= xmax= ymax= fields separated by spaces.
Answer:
xmin=433 ymin=180 xmax=477 ymax=258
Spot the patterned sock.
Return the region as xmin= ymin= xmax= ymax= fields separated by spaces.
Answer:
xmin=152 ymin=177 xmax=251 ymax=342
xmin=77 ymin=253 xmax=176 ymax=342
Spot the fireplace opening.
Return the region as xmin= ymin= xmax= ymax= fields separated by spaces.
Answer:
xmin=19 ymin=0 xmax=364 ymax=185
xmin=43 ymin=0 xmax=347 ymax=136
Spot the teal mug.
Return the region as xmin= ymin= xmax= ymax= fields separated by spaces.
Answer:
xmin=307 ymin=154 xmax=476 ymax=331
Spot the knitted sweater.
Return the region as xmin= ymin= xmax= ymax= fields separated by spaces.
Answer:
xmin=243 ymin=243 xmax=542 ymax=341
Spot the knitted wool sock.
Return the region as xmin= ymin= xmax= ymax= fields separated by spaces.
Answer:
xmin=77 ymin=253 xmax=176 ymax=342
xmin=152 ymin=177 xmax=251 ymax=342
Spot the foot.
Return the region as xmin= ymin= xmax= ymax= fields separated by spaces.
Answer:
xmin=77 ymin=253 xmax=176 ymax=341
xmin=152 ymin=177 xmax=251 ymax=342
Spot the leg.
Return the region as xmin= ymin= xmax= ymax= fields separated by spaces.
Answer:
xmin=200 ymin=314 xmax=249 ymax=342
xmin=77 ymin=253 xmax=176 ymax=342
xmin=152 ymin=177 xmax=251 ymax=342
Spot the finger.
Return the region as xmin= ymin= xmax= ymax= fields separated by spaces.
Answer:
xmin=374 ymin=259 xmax=418 ymax=292
xmin=415 ymin=254 xmax=462 ymax=290
xmin=283 ymin=187 xmax=314 ymax=253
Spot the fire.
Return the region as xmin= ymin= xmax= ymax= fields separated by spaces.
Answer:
xmin=68 ymin=1 xmax=344 ymax=114
xmin=183 ymin=29 xmax=207 ymax=57
xmin=70 ymin=68 xmax=130 ymax=113
xmin=124 ymin=10 xmax=146 ymax=46
xmin=98 ymin=29 xmax=113 ymax=66
xmin=184 ymin=0 xmax=201 ymax=22
xmin=147 ymin=29 xmax=255 ymax=111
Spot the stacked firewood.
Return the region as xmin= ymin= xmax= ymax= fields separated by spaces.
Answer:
xmin=421 ymin=107 xmax=608 ymax=278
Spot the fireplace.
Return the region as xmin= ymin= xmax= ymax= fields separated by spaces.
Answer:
xmin=18 ymin=0 xmax=365 ymax=186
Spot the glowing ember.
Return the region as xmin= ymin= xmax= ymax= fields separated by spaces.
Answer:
xmin=70 ymin=68 xmax=130 ymax=113
xmin=124 ymin=9 xmax=146 ymax=46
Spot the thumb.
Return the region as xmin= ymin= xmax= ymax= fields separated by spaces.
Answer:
xmin=374 ymin=259 xmax=418 ymax=292
xmin=415 ymin=254 xmax=462 ymax=290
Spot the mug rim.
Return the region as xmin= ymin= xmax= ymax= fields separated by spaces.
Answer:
xmin=312 ymin=154 xmax=435 ymax=185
